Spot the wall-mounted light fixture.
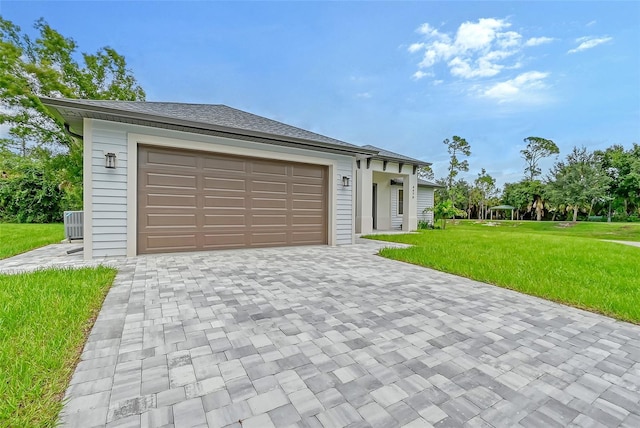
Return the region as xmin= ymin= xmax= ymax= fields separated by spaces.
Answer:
xmin=342 ymin=175 xmax=351 ymax=187
xmin=105 ymin=152 xmax=117 ymax=169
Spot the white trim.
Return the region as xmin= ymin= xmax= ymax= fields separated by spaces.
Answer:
xmin=126 ymin=134 xmax=138 ymax=257
xmin=351 ymin=158 xmax=356 ymax=243
xmin=126 ymin=133 xmax=338 ymax=256
xmin=83 ymin=118 xmax=93 ymax=260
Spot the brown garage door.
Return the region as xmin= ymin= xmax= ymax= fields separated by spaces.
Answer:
xmin=137 ymin=145 xmax=328 ymax=254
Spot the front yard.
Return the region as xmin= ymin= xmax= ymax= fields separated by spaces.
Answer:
xmin=0 ymin=224 xmax=117 ymax=427
xmin=368 ymin=221 xmax=640 ymax=324
xmin=0 ymin=223 xmax=64 ymax=259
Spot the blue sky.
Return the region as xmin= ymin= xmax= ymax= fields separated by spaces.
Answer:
xmin=2 ymin=1 xmax=639 ymax=188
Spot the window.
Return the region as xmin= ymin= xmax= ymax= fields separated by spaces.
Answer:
xmin=398 ymin=189 xmax=404 ymax=215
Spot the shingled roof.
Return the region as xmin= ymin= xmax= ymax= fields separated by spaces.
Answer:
xmin=40 ymin=98 xmax=378 ymax=156
xmin=361 ymin=144 xmax=428 ymax=166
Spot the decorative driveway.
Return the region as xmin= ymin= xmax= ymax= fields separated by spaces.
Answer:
xmin=56 ymin=240 xmax=640 ymax=428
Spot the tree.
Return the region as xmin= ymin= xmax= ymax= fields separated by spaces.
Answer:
xmin=417 ymin=164 xmax=434 ymax=181
xmin=546 ymin=146 xmax=611 ymax=222
xmin=474 ymin=168 xmax=496 ymax=220
xmin=431 ymin=199 xmax=466 ymax=229
xmin=521 ymin=136 xmax=559 ymax=181
xmin=518 ymin=137 xmax=558 ymax=221
xmin=443 ymin=136 xmax=471 ymax=202
xmin=501 ymin=179 xmax=548 ymax=220
xmin=596 ymin=144 xmax=640 ymax=220
xmin=0 ymin=17 xmax=145 ymax=150
xmin=0 ymin=17 xmax=145 ymax=215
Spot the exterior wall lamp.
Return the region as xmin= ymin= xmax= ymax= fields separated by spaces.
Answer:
xmin=105 ymin=152 xmax=117 ymax=169
xmin=342 ymin=175 xmax=351 ymax=187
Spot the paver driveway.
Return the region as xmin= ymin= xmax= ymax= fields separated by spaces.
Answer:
xmin=59 ymin=240 xmax=640 ymax=428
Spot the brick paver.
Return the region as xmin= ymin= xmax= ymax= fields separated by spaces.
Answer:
xmin=11 ymin=239 xmax=639 ymax=427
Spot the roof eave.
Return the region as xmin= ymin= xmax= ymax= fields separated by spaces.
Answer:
xmin=40 ymin=97 xmax=380 ymax=156
xmin=371 ymin=154 xmax=430 ymax=167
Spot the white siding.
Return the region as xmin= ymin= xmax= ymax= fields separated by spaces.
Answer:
xmin=418 ymin=187 xmax=435 ymax=224
xmin=88 ymin=119 xmax=354 ymax=258
xmin=90 ymin=123 xmax=128 ymax=257
xmin=334 ymin=158 xmax=354 ymax=245
xmin=390 ymin=185 xmax=434 ymax=229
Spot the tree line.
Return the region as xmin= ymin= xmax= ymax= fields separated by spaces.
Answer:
xmin=0 ymin=17 xmax=144 ymax=222
xmin=425 ymin=135 xmax=640 ymax=226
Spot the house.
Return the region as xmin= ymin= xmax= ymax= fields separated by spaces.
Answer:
xmin=42 ymin=98 xmax=434 ymax=259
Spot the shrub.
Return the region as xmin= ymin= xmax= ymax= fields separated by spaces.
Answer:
xmin=417 ymin=219 xmax=432 ymax=230
xmin=0 ymin=166 xmax=64 ymax=223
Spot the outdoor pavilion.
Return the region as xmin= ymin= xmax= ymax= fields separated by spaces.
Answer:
xmin=489 ymin=205 xmax=516 ymax=220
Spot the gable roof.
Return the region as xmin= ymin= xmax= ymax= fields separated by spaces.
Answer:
xmin=40 ymin=97 xmax=379 ymax=156
xmin=361 ymin=144 xmax=428 ymax=166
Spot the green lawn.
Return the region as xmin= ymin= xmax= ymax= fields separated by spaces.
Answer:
xmin=0 ymin=267 xmax=117 ymax=427
xmin=459 ymin=219 xmax=640 ymax=241
xmin=0 ymin=223 xmax=65 ymax=259
xmin=367 ymin=221 xmax=640 ymax=324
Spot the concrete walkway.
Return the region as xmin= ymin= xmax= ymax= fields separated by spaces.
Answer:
xmin=602 ymin=240 xmax=640 ymax=248
xmin=7 ymin=241 xmax=640 ymax=427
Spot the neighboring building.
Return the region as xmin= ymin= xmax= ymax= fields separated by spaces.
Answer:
xmin=42 ymin=98 xmax=434 ymax=259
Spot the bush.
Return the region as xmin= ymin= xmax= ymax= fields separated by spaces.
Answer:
xmin=417 ymin=219 xmax=433 ymax=230
xmin=0 ymin=166 xmax=64 ymax=223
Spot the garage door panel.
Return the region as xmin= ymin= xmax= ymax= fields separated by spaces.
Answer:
xmin=292 ymin=183 xmax=324 ymax=195
xmin=292 ymin=231 xmax=325 ymax=243
xmin=252 ymin=180 xmax=288 ymax=193
xmin=204 ymin=214 xmax=246 ymax=226
xmin=138 ymin=145 xmax=327 ymax=254
xmin=251 ymin=162 xmax=288 ymax=176
xmin=292 ymin=198 xmax=323 ymax=210
xmin=292 ymin=166 xmax=324 ymax=179
xmin=251 ymin=232 xmax=288 ymax=245
xmin=146 ymin=193 xmax=197 ymax=208
xmin=142 ymin=234 xmax=198 ymax=251
xmin=146 ymin=172 xmax=197 ymax=189
xmin=203 ymin=233 xmax=247 ymax=249
xmin=252 ymin=197 xmax=287 ymax=209
xmin=146 ymin=151 xmax=197 ymax=168
xmin=204 ymin=177 xmax=246 ymax=191
xmin=146 ymin=213 xmax=197 ymax=227
xmin=292 ymin=215 xmax=324 ymax=225
xmin=204 ymin=196 xmax=246 ymax=208
xmin=203 ymin=157 xmax=246 ymax=173
xmin=251 ymin=214 xmax=287 ymax=226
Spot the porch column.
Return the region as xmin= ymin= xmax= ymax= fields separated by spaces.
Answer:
xmin=356 ymin=166 xmax=373 ymax=234
xmin=402 ymin=172 xmax=418 ymax=231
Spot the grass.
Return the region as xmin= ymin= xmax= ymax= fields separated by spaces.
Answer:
xmin=0 ymin=223 xmax=65 ymax=259
xmin=460 ymin=219 xmax=640 ymax=241
xmin=367 ymin=220 xmax=640 ymax=324
xmin=0 ymin=267 xmax=117 ymax=427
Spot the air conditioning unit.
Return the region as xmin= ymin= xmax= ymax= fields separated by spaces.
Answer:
xmin=64 ymin=211 xmax=84 ymax=241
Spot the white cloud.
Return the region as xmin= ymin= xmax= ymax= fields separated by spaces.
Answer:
xmin=408 ymin=42 xmax=425 ymax=53
xmin=525 ymin=36 xmax=554 ymax=47
xmin=568 ymin=36 xmax=612 ymax=53
xmin=455 ymin=18 xmax=510 ymax=51
xmin=587 ymin=20 xmax=597 ymax=27
xmin=408 ymin=18 xmax=545 ymax=82
xmin=482 ymin=71 xmax=550 ymax=103
xmin=356 ymin=92 xmax=372 ymax=99
xmin=412 ymin=70 xmax=430 ymax=80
